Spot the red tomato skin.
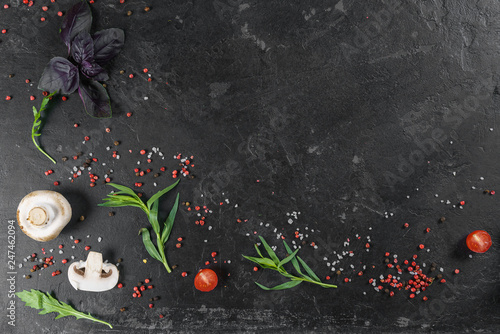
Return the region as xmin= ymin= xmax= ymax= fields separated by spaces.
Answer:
xmin=194 ymin=269 xmax=218 ymax=292
xmin=466 ymin=230 xmax=492 ymax=253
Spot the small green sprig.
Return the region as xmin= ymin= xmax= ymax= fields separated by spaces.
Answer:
xmin=32 ymin=91 xmax=57 ymax=164
xmin=16 ymin=289 xmax=112 ymax=328
xmin=99 ymin=180 xmax=180 ymax=273
xmin=242 ymin=236 xmax=337 ymax=290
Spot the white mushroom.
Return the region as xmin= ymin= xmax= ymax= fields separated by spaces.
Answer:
xmin=16 ymin=190 xmax=72 ymax=242
xmin=68 ymin=251 xmax=119 ymax=292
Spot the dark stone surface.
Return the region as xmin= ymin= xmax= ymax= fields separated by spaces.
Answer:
xmin=1 ymin=0 xmax=499 ymax=332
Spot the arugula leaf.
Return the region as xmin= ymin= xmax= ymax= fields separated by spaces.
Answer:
xmin=242 ymin=237 xmax=337 ymax=290
xmin=31 ymin=92 xmax=57 ymax=164
xmin=16 ymin=289 xmax=112 ymax=328
xmin=99 ymin=181 xmax=180 ymax=273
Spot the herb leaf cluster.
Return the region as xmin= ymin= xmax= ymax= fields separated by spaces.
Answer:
xmin=38 ymin=0 xmax=124 ymax=118
xmin=16 ymin=289 xmax=113 ymax=328
xmin=99 ymin=180 xmax=180 ymax=273
xmin=243 ymin=236 xmax=338 ymax=290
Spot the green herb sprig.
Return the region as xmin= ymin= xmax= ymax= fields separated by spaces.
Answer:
xmin=99 ymin=180 xmax=180 ymax=273
xmin=16 ymin=289 xmax=112 ymax=328
xmin=32 ymin=91 xmax=57 ymax=164
xmin=243 ymin=236 xmax=337 ymax=290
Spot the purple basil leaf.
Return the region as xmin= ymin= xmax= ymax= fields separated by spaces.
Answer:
xmin=38 ymin=57 xmax=79 ymax=94
xmin=92 ymin=28 xmax=125 ymax=65
xmin=78 ymin=80 xmax=112 ymax=118
xmin=71 ymin=31 xmax=94 ymax=64
xmin=60 ymin=1 xmax=92 ymax=53
xmin=80 ymin=60 xmax=108 ymax=81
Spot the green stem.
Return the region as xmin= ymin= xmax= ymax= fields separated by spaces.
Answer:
xmin=156 ymin=232 xmax=171 ymax=273
xmin=292 ymin=276 xmax=337 ymax=288
xmin=32 ymin=134 xmax=57 ymax=164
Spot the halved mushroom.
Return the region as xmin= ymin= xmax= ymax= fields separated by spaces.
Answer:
xmin=16 ymin=190 xmax=72 ymax=242
xmin=68 ymin=251 xmax=119 ymax=292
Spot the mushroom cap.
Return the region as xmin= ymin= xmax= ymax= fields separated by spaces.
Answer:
xmin=17 ymin=190 xmax=72 ymax=242
xmin=68 ymin=251 xmax=119 ymax=292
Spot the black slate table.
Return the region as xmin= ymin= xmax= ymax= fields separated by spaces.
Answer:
xmin=1 ymin=0 xmax=499 ymax=333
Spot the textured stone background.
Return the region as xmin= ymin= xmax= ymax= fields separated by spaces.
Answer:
xmin=1 ymin=0 xmax=499 ymax=332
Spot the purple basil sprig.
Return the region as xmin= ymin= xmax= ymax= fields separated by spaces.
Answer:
xmin=38 ymin=0 xmax=124 ymax=118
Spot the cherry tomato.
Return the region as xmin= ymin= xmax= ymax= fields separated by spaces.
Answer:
xmin=194 ymin=269 xmax=218 ymax=292
xmin=466 ymin=230 xmax=492 ymax=253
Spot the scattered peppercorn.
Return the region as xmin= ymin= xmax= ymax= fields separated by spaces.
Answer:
xmin=144 ymin=6 xmax=151 ymax=11
xmin=127 ymin=10 xmax=132 ymax=16
xmin=120 ymin=307 xmax=126 ymax=312
xmin=79 ymin=216 xmax=85 ymax=221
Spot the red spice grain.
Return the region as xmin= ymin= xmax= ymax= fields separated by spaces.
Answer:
xmin=149 ymin=304 xmax=154 ymax=308
xmin=145 ymin=278 xmax=150 ymax=283
xmin=5 ymin=95 xmax=12 ymax=100
xmin=182 ymin=272 xmax=188 ymax=277
xmin=176 ymin=243 xmax=182 ymax=248
xmin=40 ymin=17 xmax=46 ymax=22
xmin=143 ymin=68 xmax=148 ymax=73
xmin=454 ymin=269 xmax=460 ymax=274
xmin=253 ymin=267 xmax=259 ymax=272
xmin=61 ymin=259 xmax=67 ymax=264
xmin=53 ymin=181 xmax=60 ymax=186
xmin=85 ymin=246 xmax=91 ymax=251
xmin=117 ymin=283 xmax=123 ymax=288
xmin=129 ymin=74 xmax=134 ymax=79
xmin=127 ymin=112 xmax=133 ymax=117
xmin=30 ymin=95 xmax=35 ymax=101
xmin=57 ymin=11 xmax=63 ymax=16
xmin=418 ymin=244 xmax=425 ymax=250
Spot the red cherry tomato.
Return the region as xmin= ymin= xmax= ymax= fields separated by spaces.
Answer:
xmin=466 ymin=230 xmax=492 ymax=253
xmin=194 ymin=269 xmax=218 ymax=292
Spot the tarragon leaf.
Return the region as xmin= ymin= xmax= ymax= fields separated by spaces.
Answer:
xmin=258 ymin=236 xmax=280 ymax=265
xmin=16 ymin=289 xmax=112 ymax=328
xmin=147 ymin=179 xmax=179 ymax=209
xmin=138 ymin=228 xmax=161 ymax=261
xmin=297 ymin=256 xmax=321 ymax=283
xmin=278 ymin=247 xmax=300 ymax=268
xmin=283 ymin=240 xmax=310 ymax=279
xmin=160 ymin=193 xmax=179 ymax=244
xmin=255 ymin=280 xmax=302 ymax=290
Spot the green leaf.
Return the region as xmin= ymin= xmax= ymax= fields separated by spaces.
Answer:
xmin=148 ymin=199 xmax=160 ymax=234
xmin=254 ymin=280 xmax=302 ymax=290
xmin=283 ymin=241 xmax=309 ymax=279
xmin=254 ymin=243 xmax=264 ymax=258
xmin=138 ymin=228 xmax=161 ymax=261
xmin=278 ymin=247 xmax=300 ymax=268
xmin=160 ymin=193 xmax=179 ymax=244
xmin=106 ymin=183 xmax=143 ymax=202
xmin=242 ymin=255 xmax=277 ymax=268
xmin=147 ymin=179 xmax=180 ymax=209
xmin=297 ymin=256 xmax=321 ymax=283
xmin=258 ymin=236 xmax=280 ymax=265
xmin=16 ymin=289 xmax=112 ymax=328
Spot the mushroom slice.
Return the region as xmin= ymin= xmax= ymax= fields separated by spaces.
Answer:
xmin=16 ymin=190 xmax=72 ymax=242
xmin=68 ymin=251 xmax=119 ymax=292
